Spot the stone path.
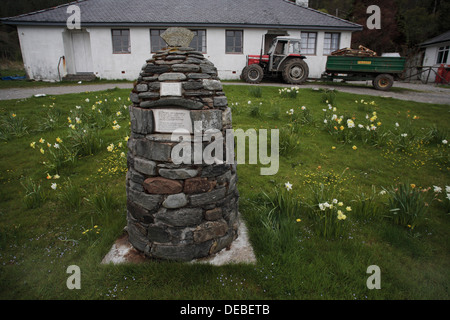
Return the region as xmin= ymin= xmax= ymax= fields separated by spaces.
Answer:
xmin=0 ymin=80 xmax=449 ymax=105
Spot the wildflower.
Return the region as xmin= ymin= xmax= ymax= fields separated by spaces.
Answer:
xmin=248 ymin=101 xmax=251 ymax=105
xmin=54 ymin=143 xmax=60 ymax=149
xmin=442 ymin=140 xmax=448 ymax=145
xmin=296 ymin=219 xmax=301 ymax=222
xmin=337 ymin=210 xmax=347 ymax=220
xmin=446 ymin=186 xmax=450 ymax=193
xmin=51 ymin=183 xmax=57 ymax=190
xmin=347 ymin=119 xmax=355 ymax=128
xmin=12 ymin=113 xmax=16 ymax=118
xmin=124 ymin=136 xmax=129 ymax=142
xmin=120 ymin=152 xmax=126 ymax=158
xmin=75 ymin=117 xmax=82 ymax=124
xmin=401 ymin=133 xmax=408 ymax=138
xmin=116 ymin=111 xmax=122 ymax=116
xmin=30 ymin=142 xmax=36 ymax=149
xmin=39 ymin=138 xmax=45 ymax=144
xmin=410 ymin=184 xmax=416 ymax=189
xmin=332 ymin=199 xmax=338 ymax=204
xmin=338 ymin=202 xmax=344 ymax=207
xmin=46 ymin=173 xmax=52 ymax=180
xmin=112 ymin=124 xmax=121 ymax=131
xmin=285 ymin=182 xmax=293 ymax=191
xmin=332 ymin=146 xmax=336 ymax=150
xmin=324 ymin=119 xmax=328 ymax=124
xmin=395 ymin=122 xmax=399 ymax=127
xmin=40 ymin=148 xmax=45 ymax=154
xmin=47 ymin=142 xmax=51 ymax=148
xmin=107 ymin=144 xmax=115 ymax=152
xmin=346 ymin=206 xmax=352 ymax=212
xmin=76 ymin=105 xmax=81 ymax=110
xmin=53 ymin=174 xmax=60 ymax=180
xmin=433 ymin=186 xmax=442 ymax=193
xmin=319 ymin=203 xmax=326 ymax=211
xmin=85 ymin=98 xmax=90 ymax=103
xmin=301 ymin=106 xmax=306 ymax=110
xmin=352 ymin=145 xmax=357 ymax=150
xmin=379 ymin=190 xmax=387 ymax=195
xmin=413 ymin=115 xmax=419 ymax=120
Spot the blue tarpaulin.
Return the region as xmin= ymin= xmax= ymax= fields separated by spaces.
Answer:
xmin=1 ymin=76 xmax=27 ymax=81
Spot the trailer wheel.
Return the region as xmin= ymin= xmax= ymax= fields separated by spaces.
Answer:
xmin=242 ymin=64 xmax=264 ymax=84
xmin=373 ymin=74 xmax=394 ymax=91
xmin=282 ymin=58 xmax=309 ymax=84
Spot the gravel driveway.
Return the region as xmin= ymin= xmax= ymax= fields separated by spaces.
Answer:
xmin=0 ymin=80 xmax=449 ymax=105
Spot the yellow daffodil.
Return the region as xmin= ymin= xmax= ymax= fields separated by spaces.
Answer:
xmin=30 ymin=142 xmax=36 ymax=149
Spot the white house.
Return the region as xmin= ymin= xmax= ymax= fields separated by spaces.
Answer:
xmin=1 ymin=0 xmax=362 ymax=82
xmin=420 ymin=30 xmax=450 ymax=83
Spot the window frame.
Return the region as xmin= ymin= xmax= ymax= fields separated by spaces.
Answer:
xmin=323 ymin=32 xmax=341 ymax=56
xmin=300 ymin=31 xmax=317 ymax=55
xmin=225 ymin=30 xmax=243 ymax=54
xmin=111 ymin=29 xmax=131 ymax=54
xmin=436 ymin=46 xmax=450 ymax=64
xmin=190 ymin=29 xmax=207 ymax=53
xmin=150 ymin=29 xmax=168 ymax=53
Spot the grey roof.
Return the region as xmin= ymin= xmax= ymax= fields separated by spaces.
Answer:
xmin=1 ymin=0 xmax=362 ymax=31
xmin=420 ymin=30 xmax=450 ymax=47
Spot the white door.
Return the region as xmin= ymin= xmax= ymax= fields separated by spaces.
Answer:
xmin=71 ymin=31 xmax=93 ymax=73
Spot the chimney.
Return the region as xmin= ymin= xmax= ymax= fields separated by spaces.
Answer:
xmin=295 ymin=0 xmax=309 ymax=7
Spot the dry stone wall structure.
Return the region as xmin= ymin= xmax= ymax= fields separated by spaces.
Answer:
xmin=126 ymin=32 xmax=239 ymax=262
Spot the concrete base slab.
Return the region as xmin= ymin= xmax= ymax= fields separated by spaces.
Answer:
xmin=101 ymin=216 xmax=256 ymax=266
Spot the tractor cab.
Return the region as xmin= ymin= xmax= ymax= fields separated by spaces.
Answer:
xmin=267 ymin=36 xmax=303 ymax=71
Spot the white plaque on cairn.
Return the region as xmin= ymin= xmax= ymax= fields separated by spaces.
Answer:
xmin=160 ymin=82 xmax=182 ymax=97
xmin=153 ymin=109 xmax=192 ymax=134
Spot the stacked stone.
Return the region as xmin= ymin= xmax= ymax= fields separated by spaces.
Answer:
xmin=126 ymin=46 xmax=239 ymax=262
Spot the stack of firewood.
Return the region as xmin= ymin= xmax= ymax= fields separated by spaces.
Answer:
xmin=331 ymin=45 xmax=377 ymax=57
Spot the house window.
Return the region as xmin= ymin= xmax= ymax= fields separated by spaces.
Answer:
xmin=226 ymin=30 xmax=243 ymax=54
xmin=112 ymin=29 xmax=131 ymax=54
xmin=323 ymin=32 xmax=340 ymax=55
xmin=190 ymin=30 xmax=207 ymax=53
xmin=437 ymin=46 xmax=449 ymax=64
xmin=150 ymin=29 xmax=167 ymax=53
xmin=301 ymin=32 xmax=317 ymax=55
xmin=150 ymin=29 xmax=207 ymax=53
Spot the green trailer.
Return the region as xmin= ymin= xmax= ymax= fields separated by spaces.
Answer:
xmin=321 ymin=56 xmax=406 ymax=91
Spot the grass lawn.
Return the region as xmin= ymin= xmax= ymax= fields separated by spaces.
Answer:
xmin=0 ymin=85 xmax=449 ymax=301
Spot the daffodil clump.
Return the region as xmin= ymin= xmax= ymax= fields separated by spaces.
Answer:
xmin=98 ymin=136 xmax=129 ymax=178
xmin=30 ymin=136 xmax=75 ymax=174
xmin=310 ymin=197 xmax=351 ymax=239
xmin=279 ymin=87 xmax=300 ymax=99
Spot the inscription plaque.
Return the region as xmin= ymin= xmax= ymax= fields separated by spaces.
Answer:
xmin=153 ymin=109 xmax=192 ymax=133
xmin=160 ymin=82 xmax=182 ymax=97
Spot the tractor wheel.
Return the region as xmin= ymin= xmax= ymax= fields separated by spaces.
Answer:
xmin=243 ymin=64 xmax=264 ymax=84
xmin=240 ymin=66 xmax=248 ymax=81
xmin=282 ymin=59 xmax=309 ymax=84
xmin=373 ymin=74 xmax=394 ymax=91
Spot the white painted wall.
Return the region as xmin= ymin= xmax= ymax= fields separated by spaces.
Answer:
xmin=17 ymin=26 xmax=353 ymax=81
xmin=17 ymin=26 xmax=66 ymax=81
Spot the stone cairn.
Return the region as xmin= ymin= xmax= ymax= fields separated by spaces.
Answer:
xmin=126 ymin=28 xmax=239 ymax=261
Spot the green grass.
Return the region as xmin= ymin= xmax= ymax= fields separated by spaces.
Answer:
xmin=0 ymin=85 xmax=449 ymax=300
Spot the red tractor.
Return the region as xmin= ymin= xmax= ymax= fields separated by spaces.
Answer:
xmin=241 ymin=36 xmax=309 ymax=84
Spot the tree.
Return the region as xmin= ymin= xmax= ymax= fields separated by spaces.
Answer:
xmin=350 ymin=0 xmax=403 ymax=54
